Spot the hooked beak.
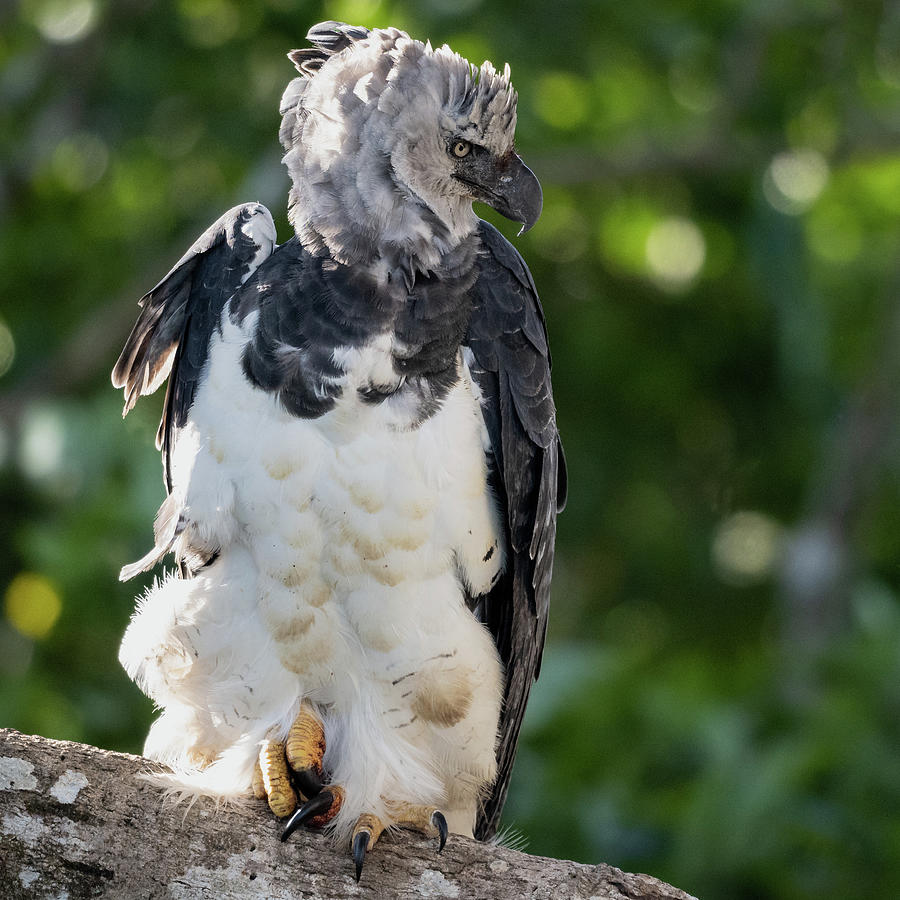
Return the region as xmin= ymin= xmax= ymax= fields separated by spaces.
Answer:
xmin=458 ymin=152 xmax=543 ymax=235
xmin=488 ymin=154 xmax=543 ymax=235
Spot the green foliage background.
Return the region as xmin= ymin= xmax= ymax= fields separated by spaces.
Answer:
xmin=3 ymin=1 xmax=900 ymax=897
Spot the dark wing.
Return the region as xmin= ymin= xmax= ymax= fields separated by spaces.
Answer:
xmin=466 ymin=220 xmax=567 ymax=840
xmin=112 ymin=202 xmax=276 ymax=579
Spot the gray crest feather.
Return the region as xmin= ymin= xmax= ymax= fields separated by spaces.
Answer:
xmin=279 ymin=22 xmax=516 ymax=157
xmin=287 ymin=21 xmax=371 ymax=76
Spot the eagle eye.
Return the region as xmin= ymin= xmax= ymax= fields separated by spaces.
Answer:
xmin=451 ymin=140 xmax=472 ymax=159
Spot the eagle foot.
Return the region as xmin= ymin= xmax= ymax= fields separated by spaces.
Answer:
xmin=267 ymin=705 xmax=447 ymax=881
xmin=279 ymin=791 xmax=448 ymax=882
xmin=254 ymin=702 xmax=330 ymax=819
xmin=348 ymin=805 xmax=446 ymax=881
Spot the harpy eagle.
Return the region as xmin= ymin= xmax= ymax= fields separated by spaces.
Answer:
xmin=113 ymin=21 xmax=566 ymax=878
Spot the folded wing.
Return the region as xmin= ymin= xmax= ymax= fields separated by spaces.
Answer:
xmin=465 ymin=220 xmax=567 ymax=840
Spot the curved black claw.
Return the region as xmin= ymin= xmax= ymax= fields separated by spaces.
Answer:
xmin=432 ymin=810 xmax=448 ymax=853
xmin=352 ymin=830 xmax=370 ymax=883
xmin=280 ymin=789 xmax=334 ymax=842
xmin=293 ymin=766 xmax=323 ymax=800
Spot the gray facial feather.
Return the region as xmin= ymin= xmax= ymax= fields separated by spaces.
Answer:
xmin=280 ymin=23 xmax=518 ymax=276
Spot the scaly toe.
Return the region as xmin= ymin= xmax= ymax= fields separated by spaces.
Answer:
xmin=257 ymin=740 xmax=297 ymax=818
xmin=388 ymin=801 xmax=449 ymax=853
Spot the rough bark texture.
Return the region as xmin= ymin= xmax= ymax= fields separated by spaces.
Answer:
xmin=0 ymin=730 xmax=697 ymax=900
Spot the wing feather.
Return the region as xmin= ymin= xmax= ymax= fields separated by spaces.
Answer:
xmin=112 ymin=202 xmax=276 ymax=575
xmin=466 ymin=220 xmax=566 ymax=840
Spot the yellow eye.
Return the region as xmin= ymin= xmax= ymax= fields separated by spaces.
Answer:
xmin=452 ymin=140 xmax=472 ymax=158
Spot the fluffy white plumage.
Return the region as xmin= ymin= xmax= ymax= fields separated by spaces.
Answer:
xmin=121 ymin=303 xmax=505 ymax=838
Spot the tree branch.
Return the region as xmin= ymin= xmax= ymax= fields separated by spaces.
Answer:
xmin=0 ymin=729 xmax=695 ymax=900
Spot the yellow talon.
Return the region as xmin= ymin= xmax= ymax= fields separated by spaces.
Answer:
xmin=258 ymin=739 xmax=297 ymax=818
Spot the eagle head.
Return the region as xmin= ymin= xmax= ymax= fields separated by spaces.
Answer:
xmin=279 ymin=22 xmax=542 ymax=268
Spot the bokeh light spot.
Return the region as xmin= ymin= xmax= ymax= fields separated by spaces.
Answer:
xmin=5 ymin=573 xmax=62 ymax=640
xmin=51 ymin=133 xmax=109 ymax=192
xmin=598 ymin=196 xmax=661 ymax=276
xmin=535 ymin=72 xmax=590 ymax=130
xmin=19 ymin=407 xmax=66 ymax=481
xmin=0 ymin=319 xmax=15 ymax=378
xmin=712 ymin=511 xmax=783 ymax=586
xmin=27 ymin=0 xmax=98 ymax=44
xmin=850 ymin=156 xmax=900 ymax=215
xmin=645 ymin=216 xmax=706 ymax=292
xmin=764 ymin=149 xmax=829 ymax=215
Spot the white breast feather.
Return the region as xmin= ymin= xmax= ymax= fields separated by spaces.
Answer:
xmin=119 ymin=312 xmax=505 ymax=840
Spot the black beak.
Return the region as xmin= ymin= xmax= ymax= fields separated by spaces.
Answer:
xmin=458 ymin=152 xmax=543 ymax=235
xmin=484 ymin=154 xmax=543 ymax=235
